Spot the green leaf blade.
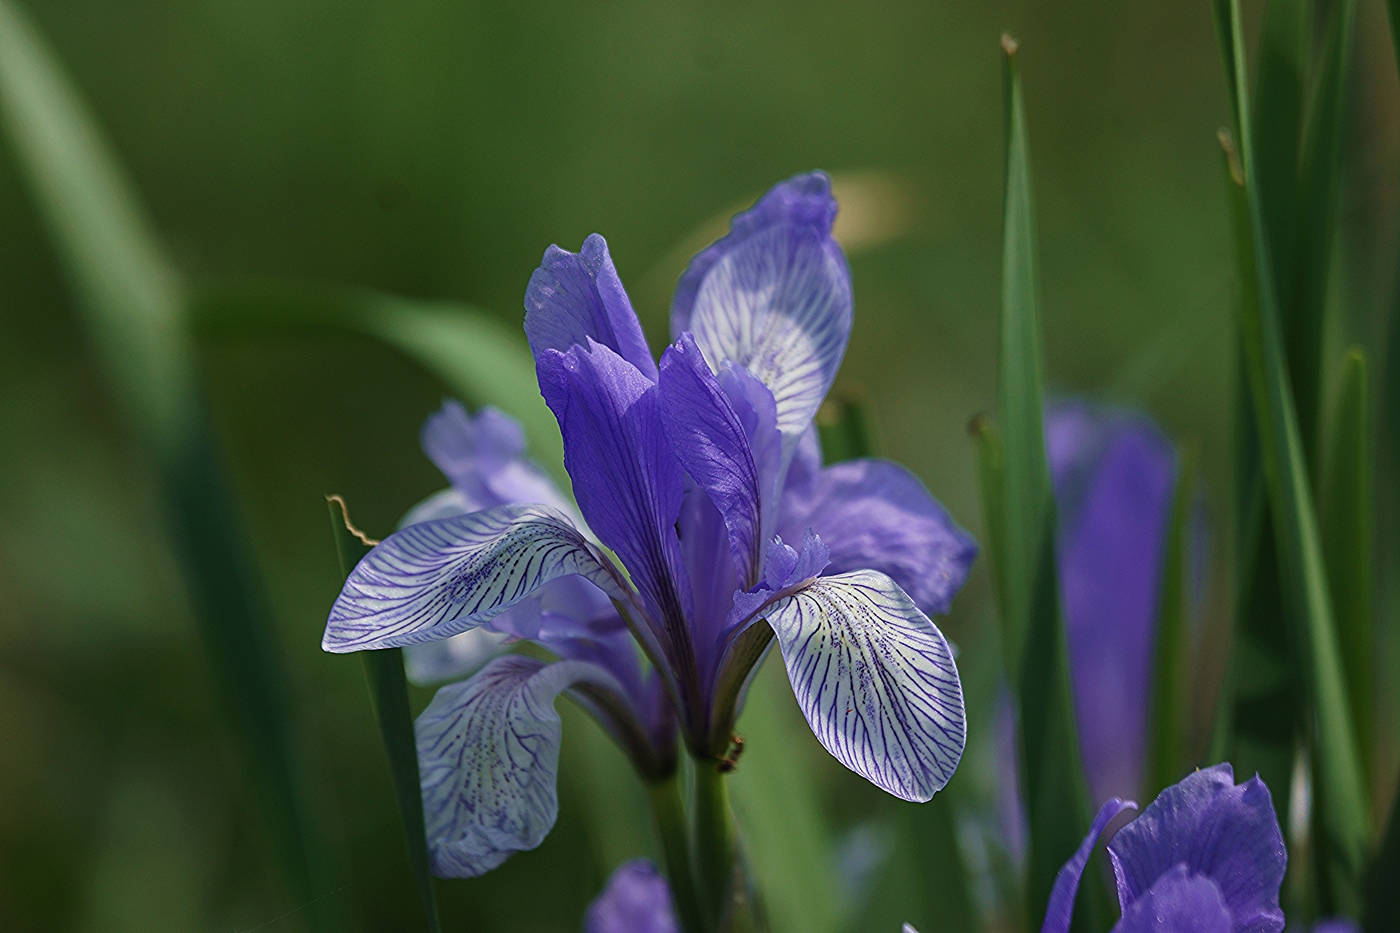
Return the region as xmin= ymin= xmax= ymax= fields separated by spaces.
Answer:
xmin=327 ymin=498 xmax=441 ymax=933
xmin=994 ymin=37 xmax=1095 ymax=929
xmin=1144 ymin=448 xmax=1196 ymax=797
xmin=1213 ymin=0 xmax=1371 ymax=913
xmin=192 ymin=278 xmax=567 ymax=491
xmin=1320 ymin=349 xmax=1373 ymax=789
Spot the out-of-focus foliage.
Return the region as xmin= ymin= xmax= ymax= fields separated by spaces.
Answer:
xmin=0 ymin=0 xmax=1397 ymax=931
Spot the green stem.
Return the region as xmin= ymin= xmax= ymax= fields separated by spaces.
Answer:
xmin=648 ymin=775 xmax=706 ymax=933
xmin=692 ymin=757 xmax=736 ymax=931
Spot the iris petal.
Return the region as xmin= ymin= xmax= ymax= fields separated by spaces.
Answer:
xmin=1111 ymin=866 xmax=1232 ymax=933
xmin=1040 ymin=797 xmax=1138 ymax=933
xmin=585 ymin=859 xmax=680 ymax=933
xmin=421 ymin=401 xmax=575 ymax=517
xmin=535 ymin=340 xmax=693 ymax=657
xmin=659 ymin=333 xmax=763 ymax=587
xmin=1107 ymin=764 xmax=1286 ymax=933
xmin=323 ymin=503 xmax=628 ymax=652
xmin=780 ymin=458 xmax=977 ymax=616
xmin=525 ymin=233 xmax=658 ymax=382
xmin=764 ymin=569 xmax=964 ymax=801
xmin=673 ymin=172 xmax=852 ymax=453
xmin=417 ymin=655 xmax=626 ymax=877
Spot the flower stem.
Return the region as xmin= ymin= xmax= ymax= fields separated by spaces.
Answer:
xmin=692 ymin=756 xmax=736 ymax=931
xmin=647 ymin=774 xmax=706 ymax=933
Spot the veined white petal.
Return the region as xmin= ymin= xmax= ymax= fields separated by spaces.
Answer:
xmin=324 ymin=503 xmax=628 ymax=652
xmin=765 ymin=570 xmax=965 ymax=802
xmin=688 ymin=222 xmax=851 ymax=452
xmin=417 ymin=656 xmax=616 ymax=877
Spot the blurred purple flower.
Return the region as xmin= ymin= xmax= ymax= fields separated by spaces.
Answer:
xmin=1047 ymin=402 xmax=1177 ymax=806
xmin=1040 ymin=763 xmax=1286 ymax=933
xmin=585 ymin=860 xmax=680 ymax=933
xmin=324 ymin=172 xmax=976 ymax=877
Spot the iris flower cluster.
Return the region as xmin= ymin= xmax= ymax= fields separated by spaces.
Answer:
xmin=323 ymin=172 xmax=976 ymax=878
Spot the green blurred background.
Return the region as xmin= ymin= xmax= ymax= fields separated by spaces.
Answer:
xmin=0 ymin=0 xmax=1396 ymax=930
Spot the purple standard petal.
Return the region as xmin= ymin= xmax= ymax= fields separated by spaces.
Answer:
xmin=659 ymin=334 xmax=763 ymax=587
xmin=585 ymin=859 xmax=680 ymax=933
xmin=536 ymin=340 xmax=693 ymax=658
xmin=764 ymin=569 xmax=964 ymax=801
xmin=421 ymin=401 xmax=575 ymax=516
xmin=1111 ymin=865 xmax=1232 ymax=933
xmin=526 ymin=233 xmax=658 ymax=382
xmin=1108 ymin=765 xmax=1286 ymax=933
xmin=323 ymin=504 xmax=629 ymax=652
xmin=1046 ymin=402 xmax=1176 ymax=805
xmin=779 ymin=458 xmax=977 ymax=616
xmin=1040 ymin=797 xmax=1138 ymax=933
xmin=672 ymin=171 xmax=852 ymax=451
xmin=418 ymin=655 xmax=643 ymax=877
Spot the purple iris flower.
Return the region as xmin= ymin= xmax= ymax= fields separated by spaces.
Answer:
xmin=1046 ymin=402 xmax=1177 ymax=806
xmin=1039 ymin=763 xmax=1286 ymax=933
xmin=324 ymin=172 xmax=976 ymax=877
xmin=585 ymin=860 xmax=680 ymax=933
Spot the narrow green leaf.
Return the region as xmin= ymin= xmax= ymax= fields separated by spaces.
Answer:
xmin=192 ymin=278 xmax=566 ymax=490
xmin=1252 ymin=0 xmax=1307 ymax=326
xmin=969 ymin=415 xmax=1009 ymax=644
xmin=1144 ymin=448 xmax=1197 ymax=796
xmin=0 ymin=3 xmax=343 ymax=924
xmin=1291 ymin=0 xmax=1359 ymax=458
xmin=1211 ymin=134 xmax=1297 ymax=808
xmin=815 ymin=385 xmax=874 ymax=463
xmin=995 ymin=36 xmax=1094 ymax=928
xmin=1214 ymin=0 xmax=1371 ymax=913
xmin=327 ymin=497 xmax=441 ymax=933
xmin=1319 ymin=349 xmax=1373 ymax=789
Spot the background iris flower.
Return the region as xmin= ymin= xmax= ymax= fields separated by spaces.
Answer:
xmin=1046 ymin=402 xmax=1179 ymax=806
xmin=1039 ymin=764 xmax=1285 ymax=933
xmin=323 ymin=172 xmax=976 ymax=879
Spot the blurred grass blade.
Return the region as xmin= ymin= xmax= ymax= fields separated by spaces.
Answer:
xmin=1214 ymin=0 xmax=1370 ymax=913
xmin=730 ymin=661 xmax=840 ymax=933
xmin=1144 ymin=449 xmax=1196 ymax=796
xmin=0 ymin=3 xmax=344 ymax=926
xmin=192 ymin=278 xmax=565 ymax=489
xmin=995 ymin=35 xmax=1094 ymax=927
xmin=1252 ymin=0 xmax=1307 ymax=330
xmin=1364 ymin=782 xmax=1400 ymax=930
xmin=327 ymin=498 xmax=441 ymax=933
xmin=970 ymin=415 xmax=1009 ymax=629
xmin=1319 ymin=349 xmax=1372 ymax=789
xmin=1292 ymin=0 xmax=1358 ymax=457
xmin=0 ymin=0 xmax=190 ymax=449
xmin=815 ymin=385 xmax=874 ymax=462
xmin=1213 ymin=132 xmax=1297 ymax=808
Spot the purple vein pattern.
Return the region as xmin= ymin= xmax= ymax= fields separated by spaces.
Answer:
xmin=324 ymin=504 xmax=626 ymax=652
xmin=416 ymin=655 xmax=623 ymax=877
xmin=765 ymin=570 xmax=965 ymax=801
